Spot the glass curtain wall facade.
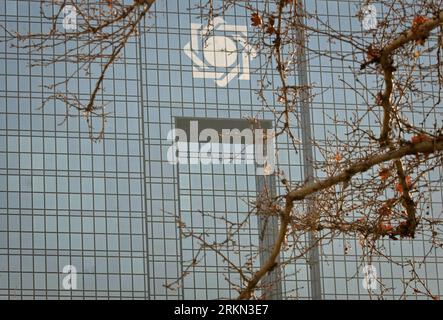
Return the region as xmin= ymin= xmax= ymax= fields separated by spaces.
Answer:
xmin=0 ymin=0 xmax=442 ymax=299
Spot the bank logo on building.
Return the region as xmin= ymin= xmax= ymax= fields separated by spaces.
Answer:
xmin=184 ymin=17 xmax=256 ymax=87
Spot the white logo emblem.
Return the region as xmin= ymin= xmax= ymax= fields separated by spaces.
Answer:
xmin=362 ymin=4 xmax=377 ymax=31
xmin=184 ymin=17 xmax=256 ymax=87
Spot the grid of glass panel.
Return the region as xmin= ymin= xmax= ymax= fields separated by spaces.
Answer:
xmin=0 ymin=0 xmax=148 ymax=299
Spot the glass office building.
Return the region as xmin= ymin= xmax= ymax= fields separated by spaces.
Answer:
xmin=1 ymin=0 xmax=442 ymax=299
